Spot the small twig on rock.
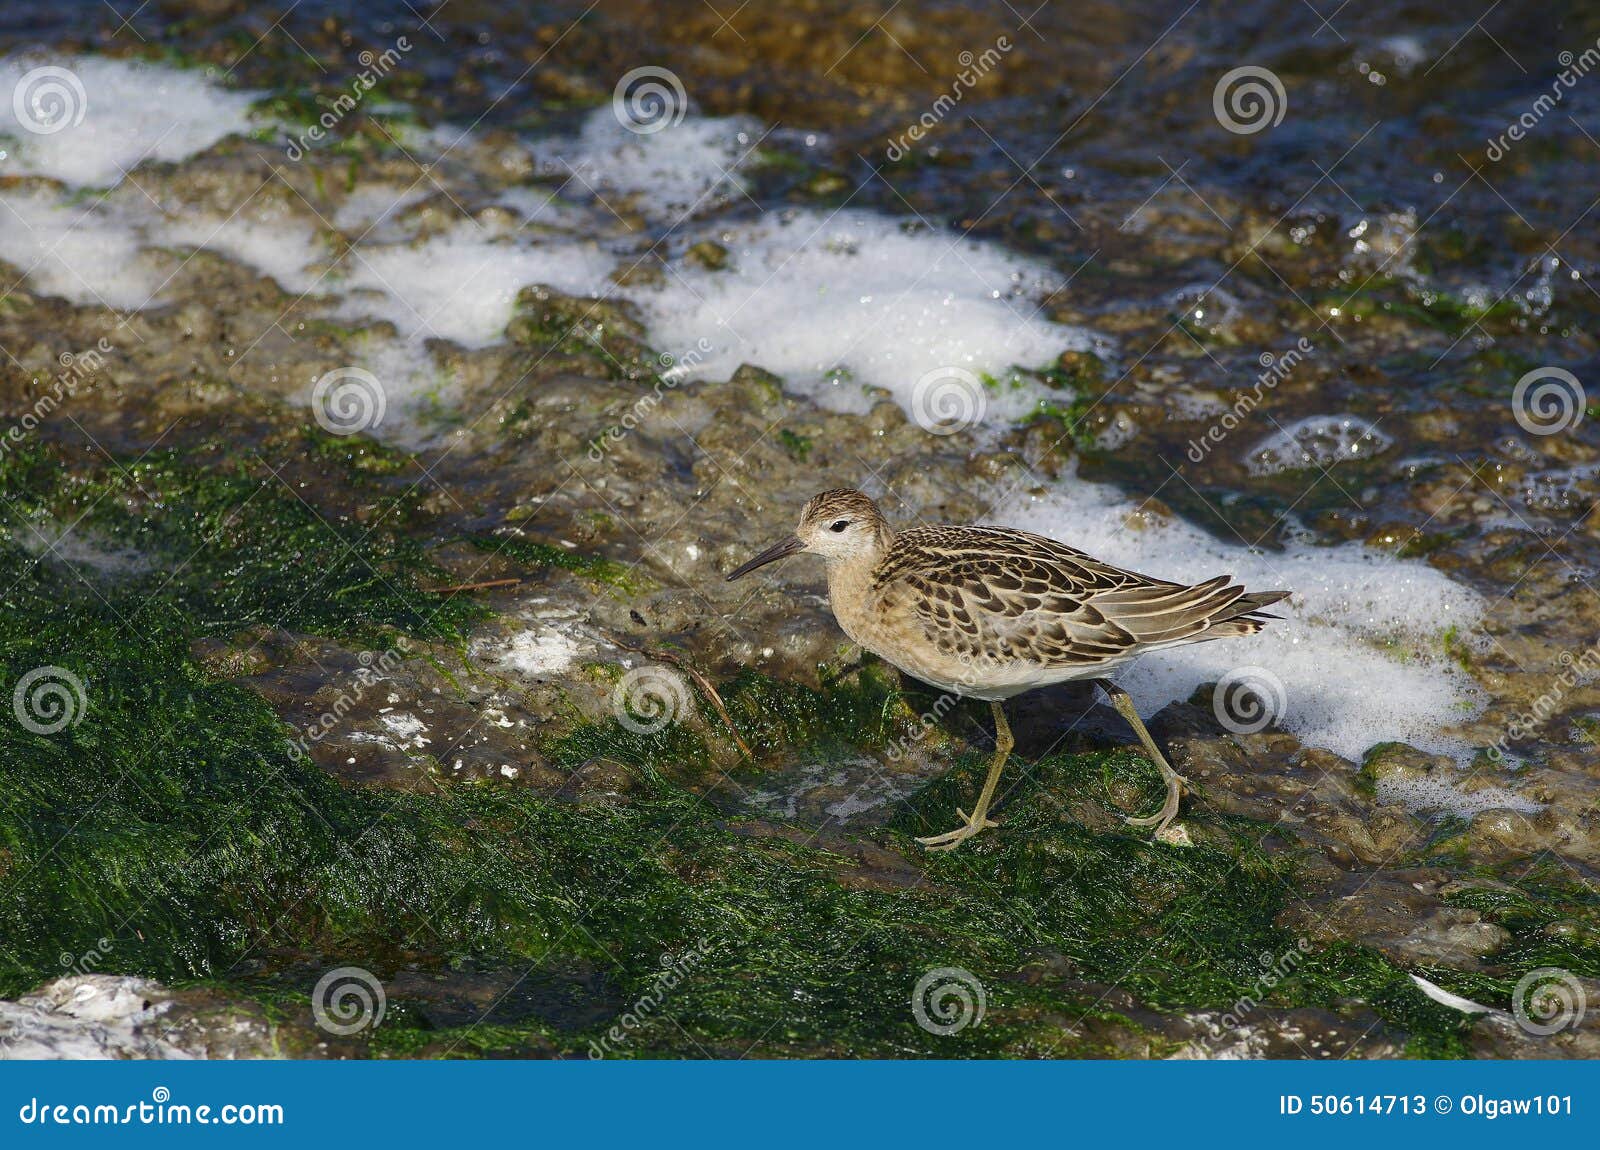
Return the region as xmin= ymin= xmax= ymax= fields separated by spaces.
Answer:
xmin=599 ymin=630 xmax=752 ymax=759
xmin=423 ymin=577 xmax=523 ymax=594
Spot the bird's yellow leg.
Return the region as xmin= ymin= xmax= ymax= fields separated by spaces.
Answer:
xmin=917 ymin=701 xmax=1012 ymax=851
xmin=1093 ymin=679 xmax=1187 ymax=836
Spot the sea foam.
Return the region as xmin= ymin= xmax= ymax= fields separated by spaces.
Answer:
xmin=0 ymin=61 xmax=1502 ymax=785
xmin=636 ymin=207 xmax=1092 ymax=420
xmin=998 ymin=470 xmax=1486 ymax=764
xmin=0 ymin=55 xmax=257 ymax=186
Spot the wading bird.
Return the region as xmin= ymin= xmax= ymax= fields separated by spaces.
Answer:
xmin=727 ymin=489 xmax=1288 ymax=850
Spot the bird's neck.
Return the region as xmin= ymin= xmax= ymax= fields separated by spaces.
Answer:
xmin=823 ymin=525 xmax=892 ymax=630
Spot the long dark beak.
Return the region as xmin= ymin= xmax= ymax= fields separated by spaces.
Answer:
xmin=726 ymin=535 xmax=804 ymax=582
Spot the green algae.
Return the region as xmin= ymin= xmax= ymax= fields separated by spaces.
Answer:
xmin=468 ymin=533 xmax=652 ymax=596
xmin=0 ymin=553 xmax=1484 ymax=1058
xmin=1442 ymin=869 xmax=1600 ymax=987
xmin=777 ymin=428 xmax=814 ymax=462
xmin=504 ymin=288 xmax=661 ymax=383
xmin=297 ymin=426 xmax=412 ymax=478
xmin=0 ymin=437 xmax=1545 ymax=1057
xmin=1328 ymin=278 xmax=1526 ymax=336
xmin=3 ymin=444 xmax=477 ymax=645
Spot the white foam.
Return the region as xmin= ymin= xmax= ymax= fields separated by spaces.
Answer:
xmin=637 ymin=207 xmax=1091 ymax=417
xmin=0 ymin=55 xmax=257 ymax=186
xmin=496 ymin=186 xmax=593 ymax=232
xmin=16 ymin=521 xmax=148 ymax=574
xmin=158 ymin=208 xmax=322 ymax=294
xmin=1377 ymin=773 xmax=1540 ymax=817
xmin=1374 ymin=37 xmax=1428 ymax=78
xmin=342 ymin=335 xmax=458 ymax=447
xmin=334 ymin=184 xmax=430 ymax=233
xmin=4 ymin=88 xmax=1093 ymax=431
xmin=999 ymin=468 xmax=1486 ymax=763
xmin=0 ymin=186 xmax=324 ymax=310
xmin=534 ymin=113 xmax=756 ymax=219
xmin=1245 ymin=414 xmax=1392 ymax=476
xmin=340 ymin=220 xmax=614 ymax=346
xmin=378 ymin=711 xmax=430 ymax=749
xmin=0 ymin=189 xmax=165 ymax=308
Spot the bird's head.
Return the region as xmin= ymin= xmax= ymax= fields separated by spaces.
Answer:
xmin=725 ymin=489 xmax=892 ymax=581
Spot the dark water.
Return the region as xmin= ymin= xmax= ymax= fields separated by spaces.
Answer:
xmin=2 ymin=0 xmax=1598 ymax=1058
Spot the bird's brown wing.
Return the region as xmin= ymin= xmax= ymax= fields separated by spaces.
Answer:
xmin=876 ymin=526 xmax=1276 ymax=667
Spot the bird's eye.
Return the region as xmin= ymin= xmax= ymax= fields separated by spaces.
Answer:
xmin=829 ymin=519 xmax=850 ymax=533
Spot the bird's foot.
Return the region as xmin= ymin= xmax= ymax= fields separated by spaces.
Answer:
xmin=1124 ymin=771 xmax=1188 ymax=839
xmin=916 ymin=808 xmax=999 ymax=852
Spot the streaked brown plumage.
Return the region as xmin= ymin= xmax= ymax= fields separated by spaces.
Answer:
xmin=727 ymin=488 xmax=1290 ymax=850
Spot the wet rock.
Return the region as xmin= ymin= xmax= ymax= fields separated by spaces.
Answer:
xmin=1463 ymin=982 xmax=1600 ymax=1059
xmin=1283 ymin=872 xmax=1510 ymax=970
xmin=1168 ymin=1007 xmax=1405 ymax=1060
xmin=683 ymin=240 xmax=729 ymax=270
xmin=0 ymin=976 xmax=301 ymax=1060
xmin=232 ymin=629 xmax=560 ymax=790
xmin=1361 ymin=742 xmax=1455 ymax=786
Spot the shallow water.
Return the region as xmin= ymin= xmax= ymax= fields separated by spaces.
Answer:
xmin=1 ymin=0 xmax=1598 ymax=1059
